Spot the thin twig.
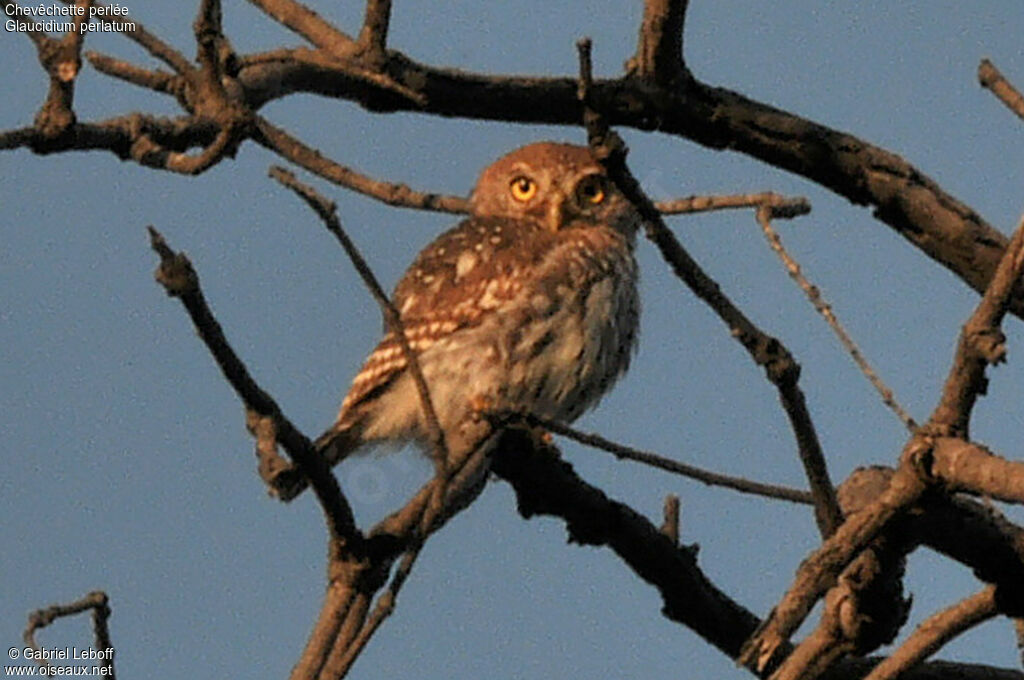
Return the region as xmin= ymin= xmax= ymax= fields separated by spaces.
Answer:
xmin=513 ymin=412 xmax=813 ymax=505
xmin=979 ymin=59 xmax=1024 ymax=123
xmin=756 ymin=208 xmax=918 ymax=431
xmin=862 ymin=586 xmax=999 ymax=680
xmin=59 ymin=0 xmax=192 ymax=74
xmin=577 ymin=37 xmax=842 ymax=538
xmin=656 ymin=192 xmax=809 ymax=217
xmin=24 ymin=591 xmax=116 ymax=679
xmin=256 ymin=118 xmax=469 ymax=212
xmin=267 ymin=166 xmax=449 ymax=480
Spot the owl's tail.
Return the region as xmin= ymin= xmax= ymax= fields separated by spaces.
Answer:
xmin=266 ymin=423 xmax=360 ymax=502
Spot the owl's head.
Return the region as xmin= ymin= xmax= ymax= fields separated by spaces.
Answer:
xmin=469 ymin=142 xmax=640 ymax=236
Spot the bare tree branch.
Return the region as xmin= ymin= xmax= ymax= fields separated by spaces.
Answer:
xmin=863 ymin=586 xmax=999 ymax=680
xmin=245 ymin=0 xmax=358 ymax=58
xmin=630 ymin=0 xmax=691 ymax=86
xmin=656 ymin=191 xmax=809 ymax=217
xmin=929 ymin=215 xmax=1024 ymax=437
xmin=267 ymin=166 xmax=450 ymax=490
xmin=661 ymin=494 xmax=680 ymax=544
xmin=491 ymin=432 xmax=1022 ymax=680
xmin=24 ymin=591 xmax=116 ymax=679
xmin=356 ymin=0 xmax=391 ymax=67
xmin=578 ymin=37 xmax=842 ymax=539
xmin=930 ymin=438 xmax=1024 ymax=505
xmin=756 ymin=209 xmax=918 ymax=431
xmin=146 ymin=227 xmax=361 ymax=546
xmin=739 ymin=437 xmax=932 ymax=673
xmin=508 ymin=412 xmax=814 ymax=505
xmin=6 ymin=1 xmax=1019 ymax=324
xmin=979 ymin=60 xmax=1024 ymax=123
xmin=59 ymin=0 xmax=192 ymax=74
xmin=255 ymin=117 xmax=468 ymax=212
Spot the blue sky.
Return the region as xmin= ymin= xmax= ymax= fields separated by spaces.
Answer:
xmin=2 ymin=2 xmax=1023 ymax=678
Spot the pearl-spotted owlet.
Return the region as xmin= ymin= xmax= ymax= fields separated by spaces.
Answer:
xmin=274 ymin=142 xmax=641 ymax=500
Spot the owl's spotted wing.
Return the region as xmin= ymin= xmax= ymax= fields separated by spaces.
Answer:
xmin=336 ymin=215 xmax=555 ymax=423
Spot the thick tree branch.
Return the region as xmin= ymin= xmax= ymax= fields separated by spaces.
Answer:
xmin=8 ymin=10 xmax=1020 ymax=326
xmin=222 ymin=50 xmax=1024 ymax=321
xmin=492 ymin=433 xmax=1021 ymax=680
xmin=630 ymin=0 xmax=691 ymax=86
xmin=929 ymin=438 xmax=1024 ymax=505
xmin=739 ymin=437 xmax=931 ymax=673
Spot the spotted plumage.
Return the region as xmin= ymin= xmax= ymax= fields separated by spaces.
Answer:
xmin=315 ymin=141 xmax=642 ymax=469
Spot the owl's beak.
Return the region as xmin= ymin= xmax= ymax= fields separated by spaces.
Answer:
xmin=545 ymin=194 xmax=567 ymax=232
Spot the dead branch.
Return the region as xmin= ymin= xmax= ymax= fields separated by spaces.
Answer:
xmin=146 ymin=226 xmax=360 ymax=545
xmin=756 ymin=209 xmax=918 ymax=431
xmin=629 ymin=0 xmax=691 ymax=86
xmin=510 ymin=412 xmax=813 ymax=505
xmin=930 ymin=215 xmax=1024 ymax=438
xmin=577 ymin=37 xmax=843 ymax=539
xmin=979 ymin=60 xmax=1024 ymax=123
xmin=656 ymin=191 xmax=809 ymax=217
xmin=863 ymin=587 xmax=999 ymax=680
xmin=6 ymin=0 xmax=1019 ymax=321
xmin=24 ymin=591 xmax=116 ymax=679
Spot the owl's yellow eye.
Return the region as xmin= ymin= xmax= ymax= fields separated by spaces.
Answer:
xmin=575 ymin=176 xmax=606 ymax=206
xmin=509 ymin=176 xmax=537 ymax=202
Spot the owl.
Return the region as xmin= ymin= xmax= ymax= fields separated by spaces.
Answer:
xmin=275 ymin=142 xmax=641 ymax=499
